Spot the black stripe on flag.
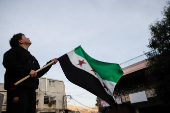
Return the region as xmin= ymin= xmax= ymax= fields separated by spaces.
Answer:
xmin=58 ymin=54 xmax=118 ymax=110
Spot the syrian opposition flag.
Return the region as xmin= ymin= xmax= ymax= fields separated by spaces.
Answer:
xmin=58 ymin=46 xmax=123 ymax=109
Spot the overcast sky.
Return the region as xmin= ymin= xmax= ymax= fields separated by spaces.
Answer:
xmin=0 ymin=0 xmax=168 ymax=108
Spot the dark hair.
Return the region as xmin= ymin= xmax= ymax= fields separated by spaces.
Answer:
xmin=10 ymin=33 xmax=24 ymax=47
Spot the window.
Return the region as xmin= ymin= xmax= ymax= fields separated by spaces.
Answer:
xmin=3 ymin=99 xmax=7 ymax=105
xmin=50 ymin=97 xmax=54 ymax=101
xmin=44 ymin=96 xmax=55 ymax=104
xmin=44 ymin=96 xmax=49 ymax=104
xmin=49 ymin=81 xmax=55 ymax=87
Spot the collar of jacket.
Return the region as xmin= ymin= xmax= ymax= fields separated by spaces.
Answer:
xmin=19 ymin=46 xmax=30 ymax=53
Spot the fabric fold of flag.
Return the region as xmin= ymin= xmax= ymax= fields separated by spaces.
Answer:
xmin=58 ymin=46 xmax=123 ymax=110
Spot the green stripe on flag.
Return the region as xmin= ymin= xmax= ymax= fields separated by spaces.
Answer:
xmin=74 ymin=46 xmax=123 ymax=83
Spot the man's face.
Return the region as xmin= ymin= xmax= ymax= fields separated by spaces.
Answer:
xmin=20 ymin=34 xmax=32 ymax=45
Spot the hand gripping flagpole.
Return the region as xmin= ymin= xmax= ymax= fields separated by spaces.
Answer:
xmin=14 ymin=61 xmax=54 ymax=86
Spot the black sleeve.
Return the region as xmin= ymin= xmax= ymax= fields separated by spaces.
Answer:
xmin=37 ymin=60 xmax=53 ymax=78
xmin=3 ymin=48 xmax=31 ymax=76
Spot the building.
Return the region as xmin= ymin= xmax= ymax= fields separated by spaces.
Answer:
xmin=36 ymin=77 xmax=67 ymax=113
xmin=0 ymin=77 xmax=66 ymax=113
xmin=96 ymin=54 xmax=163 ymax=113
xmin=0 ymin=83 xmax=7 ymax=113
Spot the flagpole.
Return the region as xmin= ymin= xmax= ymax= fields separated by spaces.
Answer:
xmin=14 ymin=61 xmax=54 ymax=86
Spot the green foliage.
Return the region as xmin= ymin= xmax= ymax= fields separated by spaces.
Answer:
xmin=36 ymin=100 xmax=39 ymax=105
xmin=48 ymin=100 xmax=56 ymax=107
xmin=146 ymin=2 xmax=170 ymax=106
xmin=48 ymin=102 xmax=53 ymax=107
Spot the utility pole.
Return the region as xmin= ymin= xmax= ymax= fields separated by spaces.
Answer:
xmin=63 ymin=95 xmax=71 ymax=113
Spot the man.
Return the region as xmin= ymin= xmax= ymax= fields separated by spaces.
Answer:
xmin=3 ymin=33 xmax=58 ymax=113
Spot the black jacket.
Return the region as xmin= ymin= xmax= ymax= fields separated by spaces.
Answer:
xmin=3 ymin=47 xmax=52 ymax=90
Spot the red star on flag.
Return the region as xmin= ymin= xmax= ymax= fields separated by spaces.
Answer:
xmin=91 ymin=70 xmax=96 ymax=75
xmin=103 ymin=82 xmax=108 ymax=91
xmin=77 ymin=60 xmax=86 ymax=67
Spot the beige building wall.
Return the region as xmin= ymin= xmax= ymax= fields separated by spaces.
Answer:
xmin=119 ymin=89 xmax=156 ymax=103
xmin=36 ymin=77 xmax=66 ymax=112
xmin=122 ymin=60 xmax=147 ymax=76
xmin=0 ymin=83 xmax=7 ymax=112
xmin=0 ymin=77 xmax=66 ymax=113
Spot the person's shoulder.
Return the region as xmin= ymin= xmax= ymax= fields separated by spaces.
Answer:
xmin=10 ymin=47 xmax=22 ymax=52
xmin=4 ymin=47 xmax=21 ymax=55
xmin=11 ymin=46 xmax=21 ymax=50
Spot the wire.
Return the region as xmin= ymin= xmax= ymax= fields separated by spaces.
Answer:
xmin=72 ymin=95 xmax=96 ymax=99
xmin=74 ymin=91 xmax=87 ymax=96
xmin=71 ymin=97 xmax=95 ymax=109
xmin=71 ymin=99 xmax=80 ymax=112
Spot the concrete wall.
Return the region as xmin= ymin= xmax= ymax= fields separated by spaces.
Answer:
xmin=0 ymin=83 xmax=7 ymax=112
xmin=122 ymin=60 xmax=147 ymax=76
xmin=117 ymin=89 xmax=156 ymax=103
xmin=0 ymin=93 xmax=4 ymax=113
xmin=36 ymin=77 xmax=66 ymax=112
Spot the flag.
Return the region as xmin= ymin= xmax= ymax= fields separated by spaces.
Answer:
xmin=58 ymin=46 xmax=123 ymax=109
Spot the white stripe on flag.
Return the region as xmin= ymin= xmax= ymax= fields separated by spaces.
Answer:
xmin=67 ymin=50 xmax=116 ymax=98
